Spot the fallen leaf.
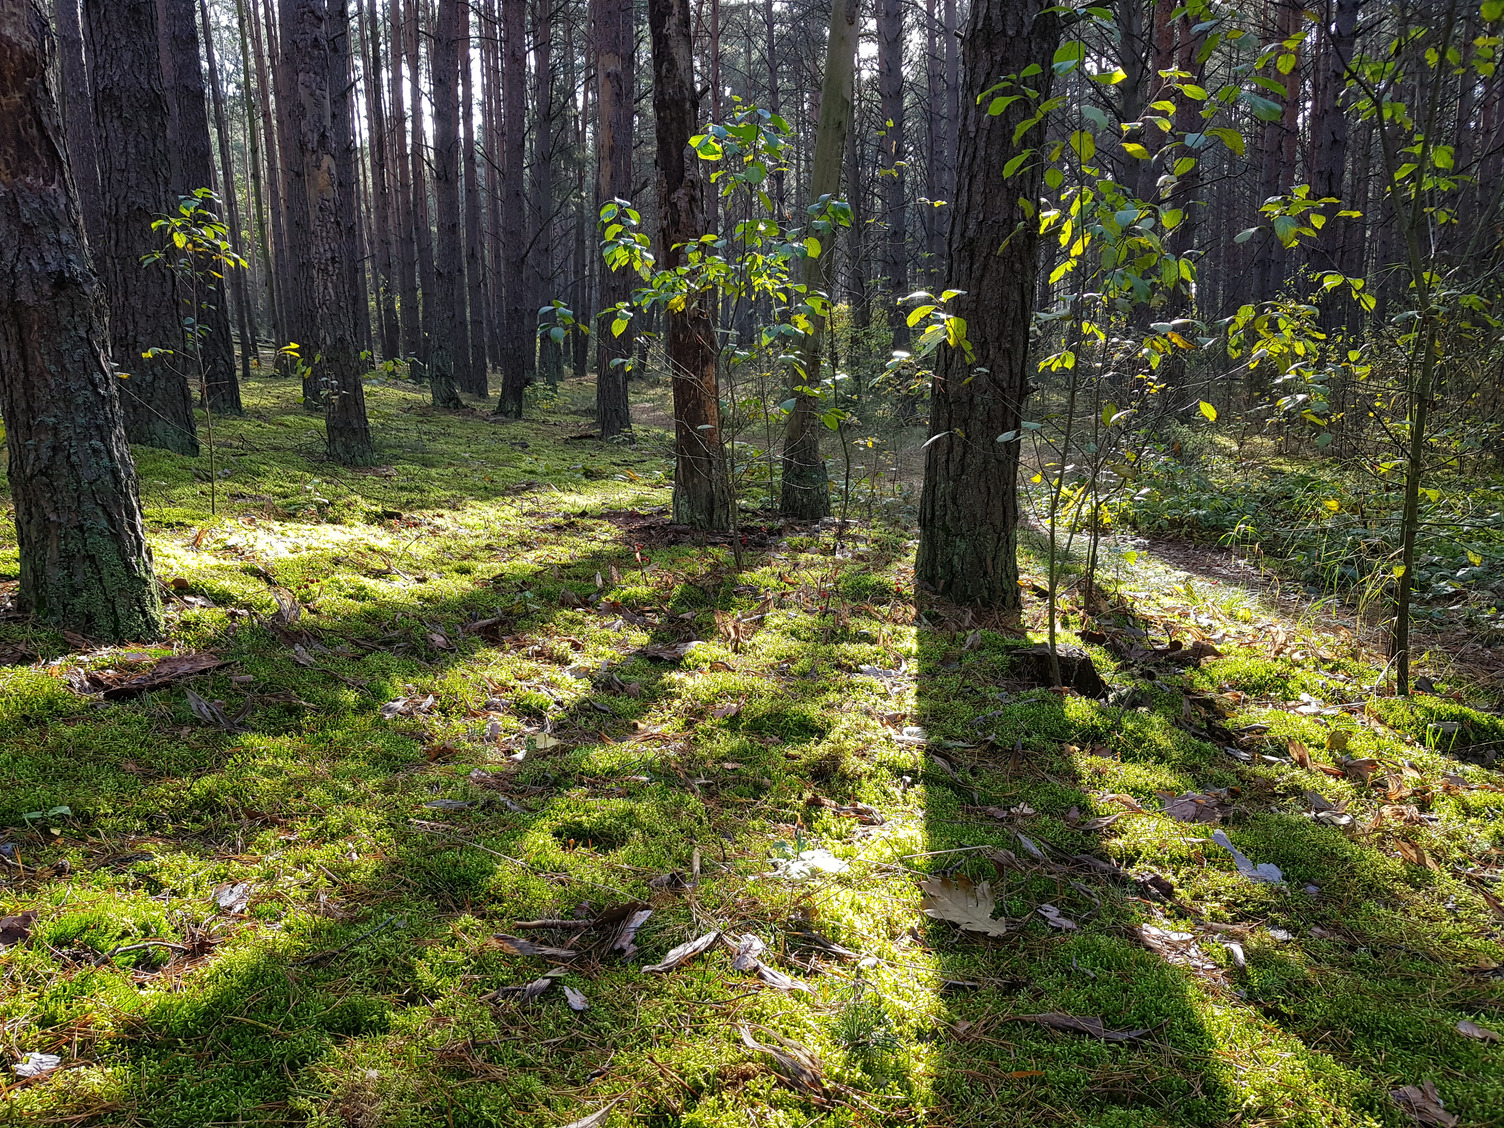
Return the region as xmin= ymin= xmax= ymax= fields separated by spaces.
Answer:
xmin=1393 ymin=839 xmax=1438 ymax=870
xmin=711 ymin=701 xmax=742 ymax=719
xmin=80 ymin=652 xmax=226 ymax=699
xmin=642 ymin=930 xmax=719 ymax=973
xmin=270 ymin=586 xmax=301 ymax=626
xmin=0 ymin=911 xmax=37 ymax=947
xmin=563 ymin=986 xmax=590 ymax=1012
xmin=738 ymin=1026 xmax=825 ymax=1095
xmin=1076 ymin=813 xmax=1128 ymax=831
xmin=185 ymin=688 xmax=246 ymax=733
xmin=492 ymin=934 xmax=578 ymax=960
xmin=637 ymin=641 xmax=702 ymax=661
xmin=1159 ymin=791 xmax=1229 ymax=824
xmin=727 ymin=933 xmax=767 ymax=971
xmin=12 ymin=1052 xmax=62 ymax=1078
xmin=1390 ymin=1081 xmax=1458 ymax=1127
xmin=423 ymin=798 xmax=472 ymax=811
xmin=493 ymin=968 xmax=567 ymax=1001
xmin=1038 ymin=904 xmax=1076 ymax=930
xmin=1018 ymin=1013 xmax=1150 ymax=1042
xmin=212 ymin=882 xmax=252 ymax=914
xmin=755 ymin=962 xmax=812 ymax=992
xmin=1101 ymin=793 xmax=1147 ymax=813
xmin=1457 ymin=1019 xmax=1500 ymax=1042
xmin=1210 ymin=830 xmax=1282 ymax=883
xmin=918 ymin=875 xmax=1011 ymax=937
xmin=610 ymin=908 xmax=653 ymax=958
xmin=1288 ymin=738 xmax=1313 ymax=770
xmin=560 ymin=1102 xmax=618 ymax=1128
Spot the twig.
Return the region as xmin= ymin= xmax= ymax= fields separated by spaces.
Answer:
xmin=292 ymin=913 xmax=403 ymax=966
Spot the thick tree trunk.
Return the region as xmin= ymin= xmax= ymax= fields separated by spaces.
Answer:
xmin=916 ymin=0 xmax=1060 ymax=608
xmin=460 ymin=3 xmax=489 ymax=394
xmin=594 ymin=0 xmax=635 ymax=437
xmin=54 ymin=0 xmax=105 ymax=254
xmin=85 ymin=0 xmax=199 ymax=454
xmin=496 ymin=0 xmax=530 ymax=416
xmin=430 ymin=0 xmax=468 ymax=406
xmin=0 ymin=0 xmax=164 ymax=641
xmin=648 ymin=0 xmax=730 ymax=529
xmin=778 ymin=0 xmax=860 ymax=519
xmin=165 ymin=0 xmax=242 ymax=414
xmin=280 ymin=0 xmax=375 ymax=464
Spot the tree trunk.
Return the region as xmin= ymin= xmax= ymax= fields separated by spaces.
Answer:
xmin=916 ymin=0 xmax=1060 ymax=607
xmin=496 ymin=0 xmax=530 ymax=416
xmin=54 ymin=0 xmax=105 ymax=254
xmin=481 ymin=0 xmax=505 ymax=366
xmin=359 ymin=0 xmax=400 ymax=362
xmin=405 ymin=0 xmax=439 ymax=389
xmin=594 ymin=0 xmax=635 ymax=436
xmin=0 ymin=0 xmax=165 ymax=641
xmin=878 ymin=0 xmax=908 ymax=351
xmin=430 ymin=0 xmax=468 ymax=406
xmin=461 ymin=1 xmax=488 ymax=394
xmin=165 ymin=0 xmax=242 ymax=414
xmin=280 ymin=0 xmax=375 ymax=464
xmin=387 ymin=0 xmax=419 ymax=362
xmin=84 ymin=0 xmax=199 ymax=454
xmin=531 ymin=0 xmax=560 ymax=388
xmin=778 ymin=0 xmax=860 ymax=519
xmin=648 ymin=0 xmax=730 ymax=529
xmin=202 ymin=0 xmax=258 ymax=383
xmin=243 ymin=0 xmax=286 ymax=344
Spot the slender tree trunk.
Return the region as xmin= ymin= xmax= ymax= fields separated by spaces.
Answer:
xmin=406 ymin=0 xmax=438 ymax=386
xmin=202 ymin=0 xmax=258 ymax=385
xmin=762 ymin=0 xmax=784 ymax=213
xmin=243 ymin=0 xmax=285 ymax=344
xmin=497 ymin=0 xmax=530 ymax=415
xmin=85 ymin=0 xmax=199 ymax=454
xmin=0 ymin=0 xmax=165 ymax=641
xmin=778 ymin=0 xmax=860 ymax=519
xmin=166 ymin=0 xmax=242 ymax=414
xmin=387 ymin=0 xmax=419 ymax=361
xmin=916 ymin=0 xmax=1061 ymax=607
xmin=360 ymin=0 xmax=400 ymax=361
xmin=461 ymin=0 xmax=488 ymax=393
xmin=482 ymin=0 xmax=505 ymax=366
xmin=649 ymin=0 xmax=730 ymax=529
xmin=54 ymin=0 xmax=105 ymax=253
xmin=531 ymin=0 xmax=560 ymax=387
xmin=430 ymin=0 xmax=467 ymax=406
xmin=878 ymin=0 xmax=908 ymax=351
xmin=594 ymin=0 xmax=635 ymax=436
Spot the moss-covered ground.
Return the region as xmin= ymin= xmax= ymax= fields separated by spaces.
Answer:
xmin=1 ymin=375 xmax=1502 ymax=1127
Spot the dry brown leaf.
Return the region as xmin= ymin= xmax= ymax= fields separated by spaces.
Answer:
xmin=1393 ymin=840 xmax=1439 ymax=870
xmin=738 ymin=1026 xmax=825 ymax=1095
xmin=1457 ymin=1019 xmax=1500 ymax=1042
xmin=1390 ymin=1081 xmax=1458 ymax=1127
xmin=0 ymin=911 xmax=37 ymax=947
xmin=1159 ymin=791 xmax=1229 ymax=825
xmin=492 ymin=934 xmax=578 ymax=960
xmin=1288 ymin=738 xmax=1313 ymax=770
xmin=918 ymin=875 xmax=1011 ymax=937
xmin=1017 ymin=1013 xmax=1151 ymax=1042
xmin=80 ymin=652 xmax=227 ymax=699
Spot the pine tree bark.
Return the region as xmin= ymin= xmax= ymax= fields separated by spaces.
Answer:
xmin=0 ymin=0 xmax=165 ymax=641
xmin=531 ymin=0 xmax=561 ymax=387
xmin=359 ymin=0 xmax=400 ymax=361
xmin=280 ymin=0 xmax=375 ymax=464
xmin=779 ymin=0 xmax=860 ymax=519
xmin=496 ymin=0 xmax=531 ymax=416
xmin=405 ymin=0 xmax=441 ymax=392
xmin=916 ymin=0 xmax=1060 ymax=608
xmin=245 ymin=0 xmax=287 ymax=345
xmin=85 ymin=0 xmax=199 ymax=454
xmin=165 ymin=0 xmax=242 ymax=414
xmin=594 ymin=0 xmax=635 ymax=437
xmin=430 ymin=0 xmax=468 ymax=406
xmin=54 ymin=0 xmax=104 ymax=254
xmin=878 ymin=0 xmax=908 ymax=351
xmin=648 ymin=0 xmax=730 ymax=529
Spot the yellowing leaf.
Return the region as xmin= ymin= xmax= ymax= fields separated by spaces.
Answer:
xmin=1468 ymin=551 xmax=1484 ymax=566
xmin=1198 ymin=401 xmax=1217 ymax=422
xmin=1323 ymin=499 xmax=1340 ymax=512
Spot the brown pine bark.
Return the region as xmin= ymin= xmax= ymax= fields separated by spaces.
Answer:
xmin=531 ymin=0 xmax=560 ymax=387
xmin=594 ymin=0 xmax=635 ymax=437
xmin=246 ymin=0 xmax=288 ymax=345
xmin=916 ymin=0 xmax=1060 ymax=608
xmin=84 ymin=0 xmax=199 ymax=454
xmin=280 ymin=0 xmax=375 ymax=464
xmin=878 ymin=0 xmax=908 ymax=351
xmin=430 ymin=0 xmax=468 ymax=405
xmin=0 ymin=0 xmax=164 ymax=641
xmin=496 ymin=0 xmax=531 ymax=416
xmin=359 ymin=0 xmax=400 ymax=361
xmin=165 ymin=0 xmax=242 ymax=414
xmin=648 ymin=0 xmax=730 ymax=529
xmin=405 ymin=0 xmax=441 ymax=390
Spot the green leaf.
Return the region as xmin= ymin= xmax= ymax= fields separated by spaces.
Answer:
xmin=1181 ymin=83 xmax=1208 ymax=100
xmin=1044 ymin=166 xmax=1065 ymax=189
xmin=804 ymin=236 xmax=821 ymax=258
xmin=1003 ymin=151 xmax=1032 ymax=178
xmin=1207 ymin=127 xmax=1246 ymax=156
xmin=1198 ymin=401 xmax=1217 ymax=422
xmin=1121 ymin=141 xmax=1150 ymax=159
xmin=1485 ymin=0 xmax=1503 ymax=21
xmin=1235 ymin=226 xmax=1259 ymax=243
xmin=1276 ymin=52 xmax=1297 ymax=74
xmin=988 ymin=94 xmax=1021 ymax=115
xmin=906 ymin=304 xmax=937 ymax=327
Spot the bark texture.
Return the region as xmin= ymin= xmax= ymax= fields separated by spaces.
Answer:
xmin=916 ymin=0 xmax=1060 ymax=607
xmin=85 ymin=0 xmax=199 ymax=454
xmin=594 ymin=0 xmax=634 ymax=437
xmin=0 ymin=1 xmax=164 ymax=641
xmin=496 ymin=0 xmax=530 ymax=416
xmin=429 ymin=0 xmax=467 ymax=406
xmin=648 ymin=0 xmax=730 ymax=530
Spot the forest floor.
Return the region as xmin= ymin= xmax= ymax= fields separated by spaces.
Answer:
xmin=1 ymin=374 xmax=1502 ymax=1128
